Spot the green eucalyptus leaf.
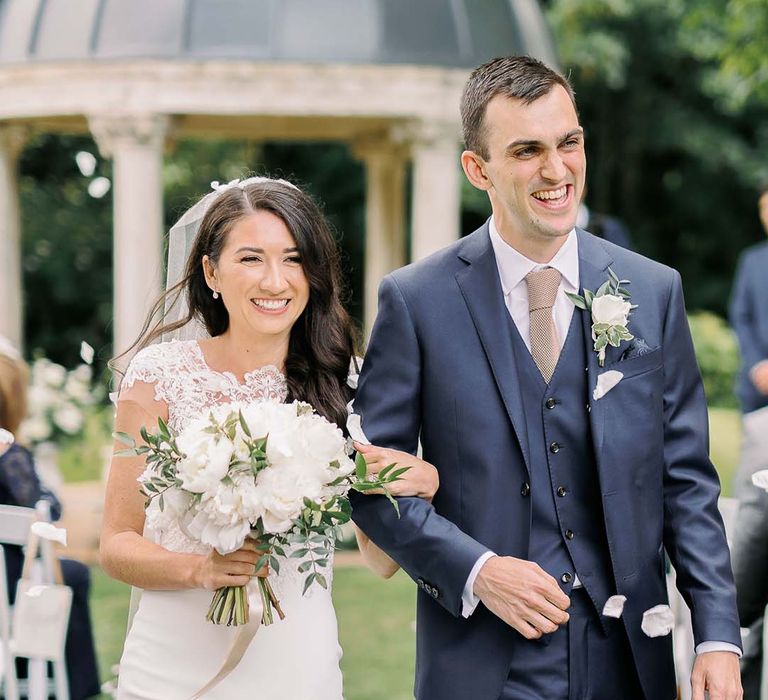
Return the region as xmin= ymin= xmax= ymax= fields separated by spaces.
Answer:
xmin=565 ymin=292 xmax=587 ymax=310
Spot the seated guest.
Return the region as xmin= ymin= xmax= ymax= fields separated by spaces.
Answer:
xmin=0 ymin=341 xmax=101 ymax=700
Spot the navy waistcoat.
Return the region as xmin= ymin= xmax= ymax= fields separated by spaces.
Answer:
xmin=510 ymin=312 xmax=616 ymax=627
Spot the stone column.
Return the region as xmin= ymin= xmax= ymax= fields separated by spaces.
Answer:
xmin=89 ymin=114 xmax=168 ymax=363
xmin=408 ymin=121 xmax=462 ymax=262
xmin=0 ymin=124 xmax=27 ymax=350
xmin=353 ymin=133 xmax=408 ymax=332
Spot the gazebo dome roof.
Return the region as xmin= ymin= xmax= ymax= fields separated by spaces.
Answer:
xmin=0 ymin=0 xmax=557 ymax=69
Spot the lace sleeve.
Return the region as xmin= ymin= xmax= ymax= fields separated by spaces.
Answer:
xmin=120 ymin=343 xmax=176 ymax=404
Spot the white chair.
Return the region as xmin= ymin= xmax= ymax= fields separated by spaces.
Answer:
xmin=0 ymin=501 xmax=71 ymax=700
xmin=668 ymin=496 xmax=739 ymax=700
xmin=0 ymin=547 xmax=20 ymax=700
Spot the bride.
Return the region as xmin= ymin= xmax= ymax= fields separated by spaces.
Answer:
xmin=100 ymin=177 xmax=437 ymax=699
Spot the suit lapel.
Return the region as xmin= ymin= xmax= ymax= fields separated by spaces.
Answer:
xmin=455 ymin=228 xmax=531 ymax=474
xmin=576 ymin=229 xmax=614 ymax=463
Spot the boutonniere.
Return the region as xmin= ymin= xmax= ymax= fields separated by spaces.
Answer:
xmin=566 ymin=268 xmax=637 ymax=366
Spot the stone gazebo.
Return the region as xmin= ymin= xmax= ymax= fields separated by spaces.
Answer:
xmin=0 ymin=0 xmax=558 ymax=352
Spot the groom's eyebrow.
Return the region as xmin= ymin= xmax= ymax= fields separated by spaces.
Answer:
xmin=235 ymin=246 xmax=299 ymax=254
xmin=505 ymin=128 xmax=584 ymax=153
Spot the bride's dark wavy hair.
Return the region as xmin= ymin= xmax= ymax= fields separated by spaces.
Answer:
xmin=113 ymin=180 xmax=358 ymax=430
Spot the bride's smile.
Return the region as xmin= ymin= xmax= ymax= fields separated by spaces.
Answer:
xmin=203 ymin=209 xmax=310 ymax=344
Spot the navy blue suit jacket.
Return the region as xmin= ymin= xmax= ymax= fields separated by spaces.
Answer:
xmin=729 ymin=240 xmax=768 ymax=414
xmin=352 ymin=225 xmax=741 ymax=700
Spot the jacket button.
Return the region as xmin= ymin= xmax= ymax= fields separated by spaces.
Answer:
xmin=565 ymin=529 xmax=574 ymax=540
xmin=561 ymin=572 xmax=572 ymax=584
xmin=520 ymin=482 xmax=530 ymax=497
xmin=557 ymin=486 xmax=567 ymax=497
xmin=545 ymin=397 xmax=557 ymax=409
xmin=549 ymin=442 xmax=561 ymax=454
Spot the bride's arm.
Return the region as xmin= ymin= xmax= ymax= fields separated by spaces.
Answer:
xmin=100 ymin=381 xmax=263 ymax=590
xmin=352 ymin=443 xmax=440 ymax=579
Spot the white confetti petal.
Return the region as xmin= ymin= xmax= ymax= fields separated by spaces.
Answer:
xmin=75 ymin=151 xmax=97 ymax=177
xmin=602 ymin=595 xmax=627 ymax=618
xmin=30 ymin=521 xmax=68 ymax=546
xmin=641 ymin=604 xmax=675 ymax=637
xmin=88 ymin=176 xmax=111 ymax=199
xmin=0 ymin=428 xmax=14 ymax=445
xmin=752 ymin=470 xmax=768 ymax=491
xmin=25 ymin=585 xmax=49 ymax=598
xmin=593 ymin=370 xmax=624 ymax=401
xmin=80 ymin=341 xmax=95 ymax=365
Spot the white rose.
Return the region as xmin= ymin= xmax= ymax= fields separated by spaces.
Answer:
xmin=256 ymin=466 xmax=323 ymax=534
xmin=176 ymin=430 xmax=233 ymax=494
xmin=591 ymin=294 xmax=631 ymax=327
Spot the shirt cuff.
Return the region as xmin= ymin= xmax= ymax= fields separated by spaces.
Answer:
xmin=695 ymin=641 xmax=742 ymax=657
xmin=461 ymin=551 xmax=496 ymax=618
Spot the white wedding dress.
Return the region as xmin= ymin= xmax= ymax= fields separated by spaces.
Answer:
xmin=116 ymin=340 xmax=344 ymax=700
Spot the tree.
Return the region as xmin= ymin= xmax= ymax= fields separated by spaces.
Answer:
xmin=547 ymin=0 xmax=768 ymax=313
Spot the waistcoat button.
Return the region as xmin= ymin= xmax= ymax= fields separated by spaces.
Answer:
xmin=549 ymin=442 xmax=561 ymax=453
xmin=545 ymin=397 xmax=557 ymax=409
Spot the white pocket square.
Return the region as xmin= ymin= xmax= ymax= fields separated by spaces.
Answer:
xmin=593 ymin=370 xmax=624 ymax=401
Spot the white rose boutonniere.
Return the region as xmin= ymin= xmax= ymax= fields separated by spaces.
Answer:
xmin=566 ymin=268 xmax=637 ymax=366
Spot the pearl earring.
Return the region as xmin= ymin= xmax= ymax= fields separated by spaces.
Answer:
xmin=212 ymin=290 xmax=219 ymax=300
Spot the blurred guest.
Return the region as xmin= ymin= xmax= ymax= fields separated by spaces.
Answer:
xmin=577 ymin=197 xmax=634 ymax=250
xmin=729 ymin=183 xmax=768 ymax=699
xmin=0 ymin=341 xmax=101 ymax=699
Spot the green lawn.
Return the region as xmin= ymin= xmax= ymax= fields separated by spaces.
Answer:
xmin=709 ymin=406 xmax=741 ymax=496
xmin=90 ymin=566 xmax=416 ymax=700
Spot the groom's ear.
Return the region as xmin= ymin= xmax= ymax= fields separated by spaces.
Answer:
xmin=461 ymin=150 xmax=491 ymax=192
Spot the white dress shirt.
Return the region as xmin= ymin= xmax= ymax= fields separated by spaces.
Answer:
xmin=459 ymin=218 xmax=739 ymax=658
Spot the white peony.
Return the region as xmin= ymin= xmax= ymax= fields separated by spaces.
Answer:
xmin=176 ymin=426 xmax=234 ymax=494
xmin=143 ymin=487 xmax=193 ymax=535
xmin=591 ymin=294 xmax=631 ymax=328
xmin=256 ymin=466 xmax=324 ymax=534
xmin=184 ymin=503 xmax=251 ymax=554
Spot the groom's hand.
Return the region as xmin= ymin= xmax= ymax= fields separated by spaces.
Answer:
xmin=690 ymin=651 xmax=742 ymax=700
xmin=474 ymin=556 xmax=570 ymax=639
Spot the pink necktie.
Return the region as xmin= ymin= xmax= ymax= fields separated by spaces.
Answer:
xmin=525 ymin=267 xmax=562 ymax=383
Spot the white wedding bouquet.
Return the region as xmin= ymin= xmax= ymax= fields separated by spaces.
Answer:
xmin=116 ymin=400 xmax=404 ymax=626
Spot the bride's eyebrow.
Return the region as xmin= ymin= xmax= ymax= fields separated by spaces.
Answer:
xmin=234 ymin=246 xmax=299 ymax=254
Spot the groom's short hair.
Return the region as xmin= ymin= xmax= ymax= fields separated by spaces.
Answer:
xmin=461 ymin=55 xmax=577 ymax=160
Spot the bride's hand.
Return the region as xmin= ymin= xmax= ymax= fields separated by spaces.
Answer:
xmin=193 ymin=540 xmax=269 ymax=591
xmin=353 ymin=442 xmax=439 ymax=502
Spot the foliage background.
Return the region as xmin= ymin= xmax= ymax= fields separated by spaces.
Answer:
xmin=17 ymin=0 xmax=768 ymax=406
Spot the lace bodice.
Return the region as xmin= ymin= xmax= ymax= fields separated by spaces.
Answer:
xmin=121 ymin=340 xmax=331 ymax=596
xmin=122 ymin=339 xmax=288 ymax=433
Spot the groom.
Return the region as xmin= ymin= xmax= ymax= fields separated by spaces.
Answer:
xmin=351 ymin=56 xmax=742 ymax=699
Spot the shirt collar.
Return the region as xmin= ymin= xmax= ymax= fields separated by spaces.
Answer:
xmin=489 ymin=216 xmax=579 ymax=295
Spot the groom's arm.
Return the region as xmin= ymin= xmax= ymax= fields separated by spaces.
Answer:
xmin=351 ymin=274 xmax=490 ymax=618
xmin=660 ymin=269 xmax=742 ymax=651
